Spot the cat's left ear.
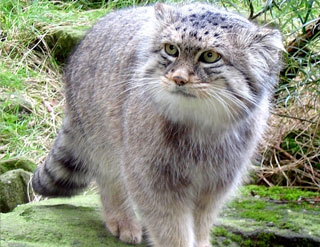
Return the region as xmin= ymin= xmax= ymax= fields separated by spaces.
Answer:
xmin=252 ymin=28 xmax=285 ymax=52
xmin=249 ymin=28 xmax=285 ymax=71
xmin=154 ymin=2 xmax=176 ymax=23
xmin=247 ymin=28 xmax=284 ymax=85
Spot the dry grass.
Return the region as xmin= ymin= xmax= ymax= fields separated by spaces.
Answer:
xmin=257 ymin=75 xmax=319 ymax=190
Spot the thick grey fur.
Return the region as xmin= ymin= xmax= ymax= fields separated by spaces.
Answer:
xmin=32 ymin=2 xmax=283 ymax=246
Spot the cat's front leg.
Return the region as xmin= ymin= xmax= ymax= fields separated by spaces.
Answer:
xmin=140 ymin=196 xmax=194 ymax=247
xmin=193 ymin=189 xmax=226 ymax=247
xmin=96 ymin=173 xmax=142 ymax=244
xmin=125 ymin=178 xmax=195 ymax=247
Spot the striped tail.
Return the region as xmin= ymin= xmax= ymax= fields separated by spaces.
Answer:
xmin=32 ymin=130 xmax=91 ymax=197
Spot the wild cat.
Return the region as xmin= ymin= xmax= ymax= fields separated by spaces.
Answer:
xmin=32 ymin=2 xmax=283 ymax=247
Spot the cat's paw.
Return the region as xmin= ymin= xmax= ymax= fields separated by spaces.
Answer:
xmin=105 ymin=217 xmax=142 ymax=244
xmin=197 ymin=241 xmax=211 ymax=247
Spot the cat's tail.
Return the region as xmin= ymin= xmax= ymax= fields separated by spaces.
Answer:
xmin=32 ymin=128 xmax=91 ymax=197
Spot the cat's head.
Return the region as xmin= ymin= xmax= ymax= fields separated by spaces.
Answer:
xmin=139 ymin=3 xmax=284 ymax=129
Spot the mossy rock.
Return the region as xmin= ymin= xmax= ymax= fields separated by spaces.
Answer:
xmin=213 ymin=185 xmax=320 ymax=246
xmin=1 ymin=195 xmax=147 ymax=247
xmin=0 ymin=169 xmax=34 ymax=213
xmin=0 ymin=92 xmax=34 ymax=113
xmin=1 ymin=186 xmax=319 ymax=246
xmin=46 ymin=26 xmax=87 ymax=63
xmin=0 ymin=158 xmax=37 ymax=175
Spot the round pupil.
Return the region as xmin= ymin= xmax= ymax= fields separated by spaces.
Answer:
xmin=169 ymin=45 xmax=175 ymax=51
xmin=207 ymin=52 xmax=213 ymax=58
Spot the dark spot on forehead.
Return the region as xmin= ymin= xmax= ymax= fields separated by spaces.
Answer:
xmin=189 ymin=31 xmax=198 ymax=38
xmin=182 ymin=17 xmax=187 ymax=22
xmin=176 ymin=26 xmax=181 ymax=31
xmin=214 ymin=33 xmax=220 ymax=37
xmin=183 ymin=27 xmax=187 ymax=32
xmin=221 ymin=17 xmax=226 ymax=21
xmin=192 ymin=22 xmax=199 ymax=27
xmin=204 ymin=31 xmax=209 ymax=35
xmin=190 ymin=14 xmax=197 ymax=18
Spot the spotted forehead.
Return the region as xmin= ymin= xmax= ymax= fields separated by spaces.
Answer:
xmin=178 ymin=6 xmax=252 ymax=31
xmin=159 ymin=6 xmax=253 ymax=51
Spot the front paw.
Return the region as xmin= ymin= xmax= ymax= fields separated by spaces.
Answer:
xmin=197 ymin=241 xmax=211 ymax=247
xmin=105 ymin=217 xmax=142 ymax=244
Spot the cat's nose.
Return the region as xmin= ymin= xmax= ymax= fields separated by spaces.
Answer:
xmin=173 ymin=75 xmax=188 ymax=86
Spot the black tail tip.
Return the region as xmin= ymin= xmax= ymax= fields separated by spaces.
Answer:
xmin=31 ymin=167 xmax=83 ymax=198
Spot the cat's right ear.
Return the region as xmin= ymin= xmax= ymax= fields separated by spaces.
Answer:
xmin=154 ymin=2 xmax=175 ymax=23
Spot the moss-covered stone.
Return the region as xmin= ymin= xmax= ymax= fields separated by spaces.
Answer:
xmin=1 ymin=186 xmax=319 ymax=246
xmin=1 ymin=195 xmax=147 ymax=247
xmin=47 ymin=27 xmax=87 ymax=63
xmin=0 ymin=158 xmax=37 ymax=175
xmin=214 ymin=185 xmax=320 ymax=246
xmin=0 ymin=169 xmax=34 ymax=213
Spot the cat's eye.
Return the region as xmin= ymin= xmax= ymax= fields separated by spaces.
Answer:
xmin=164 ymin=44 xmax=179 ymax=57
xmin=199 ymin=50 xmax=221 ymax=63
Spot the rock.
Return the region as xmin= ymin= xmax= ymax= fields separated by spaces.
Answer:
xmin=47 ymin=27 xmax=87 ymax=62
xmin=1 ymin=186 xmax=319 ymax=246
xmin=1 ymin=92 xmax=35 ymax=113
xmin=212 ymin=185 xmax=320 ymax=246
xmin=0 ymin=169 xmax=34 ymax=213
xmin=0 ymin=158 xmax=37 ymax=175
xmin=1 ymin=194 xmax=147 ymax=247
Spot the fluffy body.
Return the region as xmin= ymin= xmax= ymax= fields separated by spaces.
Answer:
xmin=32 ymin=2 xmax=283 ymax=247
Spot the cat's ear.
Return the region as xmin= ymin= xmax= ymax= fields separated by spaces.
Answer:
xmin=154 ymin=2 xmax=175 ymax=23
xmin=247 ymin=28 xmax=284 ymax=85
xmin=249 ymin=28 xmax=284 ymax=65
xmin=251 ymin=28 xmax=285 ymax=52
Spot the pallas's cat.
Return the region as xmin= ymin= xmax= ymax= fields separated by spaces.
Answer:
xmin=32 ymin=2 xmax=283 ymax=247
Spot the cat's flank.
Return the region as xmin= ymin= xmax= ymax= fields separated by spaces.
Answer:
xmin=32 ymin=2 xmax=283 ymax=247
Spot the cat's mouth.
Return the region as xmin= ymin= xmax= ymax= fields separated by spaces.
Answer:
xmin=161 ymin=78 xmax=196 ymax=98
xmin=171 ymin=88 xmax=196 ymax=98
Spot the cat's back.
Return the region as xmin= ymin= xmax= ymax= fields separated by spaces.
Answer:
xmin=63 ymin=6 xmax=155 ymax=135
xmin=65 ymin=6 xmax=153 ymax=84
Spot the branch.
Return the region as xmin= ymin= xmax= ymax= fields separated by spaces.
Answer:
xmin=271 ymin=112 xmax=317 ymax=124
xmin=281 ymin=18 xmax=320 ymax=78
xmin=247 ymin=0 xmax=254 ymax=19
xmin=249 ymin=0 xmax=275 ymax=20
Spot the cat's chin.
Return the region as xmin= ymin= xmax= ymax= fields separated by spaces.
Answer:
xmin=153 ymin=90 xmax=236 ymax=131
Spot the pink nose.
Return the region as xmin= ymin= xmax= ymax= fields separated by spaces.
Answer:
xmin=173 ymin=76 xmax=188 ymax=86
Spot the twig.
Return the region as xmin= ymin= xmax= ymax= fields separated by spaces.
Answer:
xmin=249 ymin=0 xmax=274 ymax=20
xmin=270 ymin=145 xmax=297 ymax=161
xmin=281 ymin=18 xmax=320 ymax=78
xmin=247 ymin=0 xmax=254 ymax=19
xmin=271 ymin=112 xmax=317 ymax=124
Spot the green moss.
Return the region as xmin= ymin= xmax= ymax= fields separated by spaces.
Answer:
xmin=0 ymin=159 xmax=37 ymax=175
xmin=241 ymin=185 xmax=320 ymax=201
xmin=1 ymin=194 xmax=147 ymax=247
xmin=0 ymin=169 xmax=33 ymax=213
